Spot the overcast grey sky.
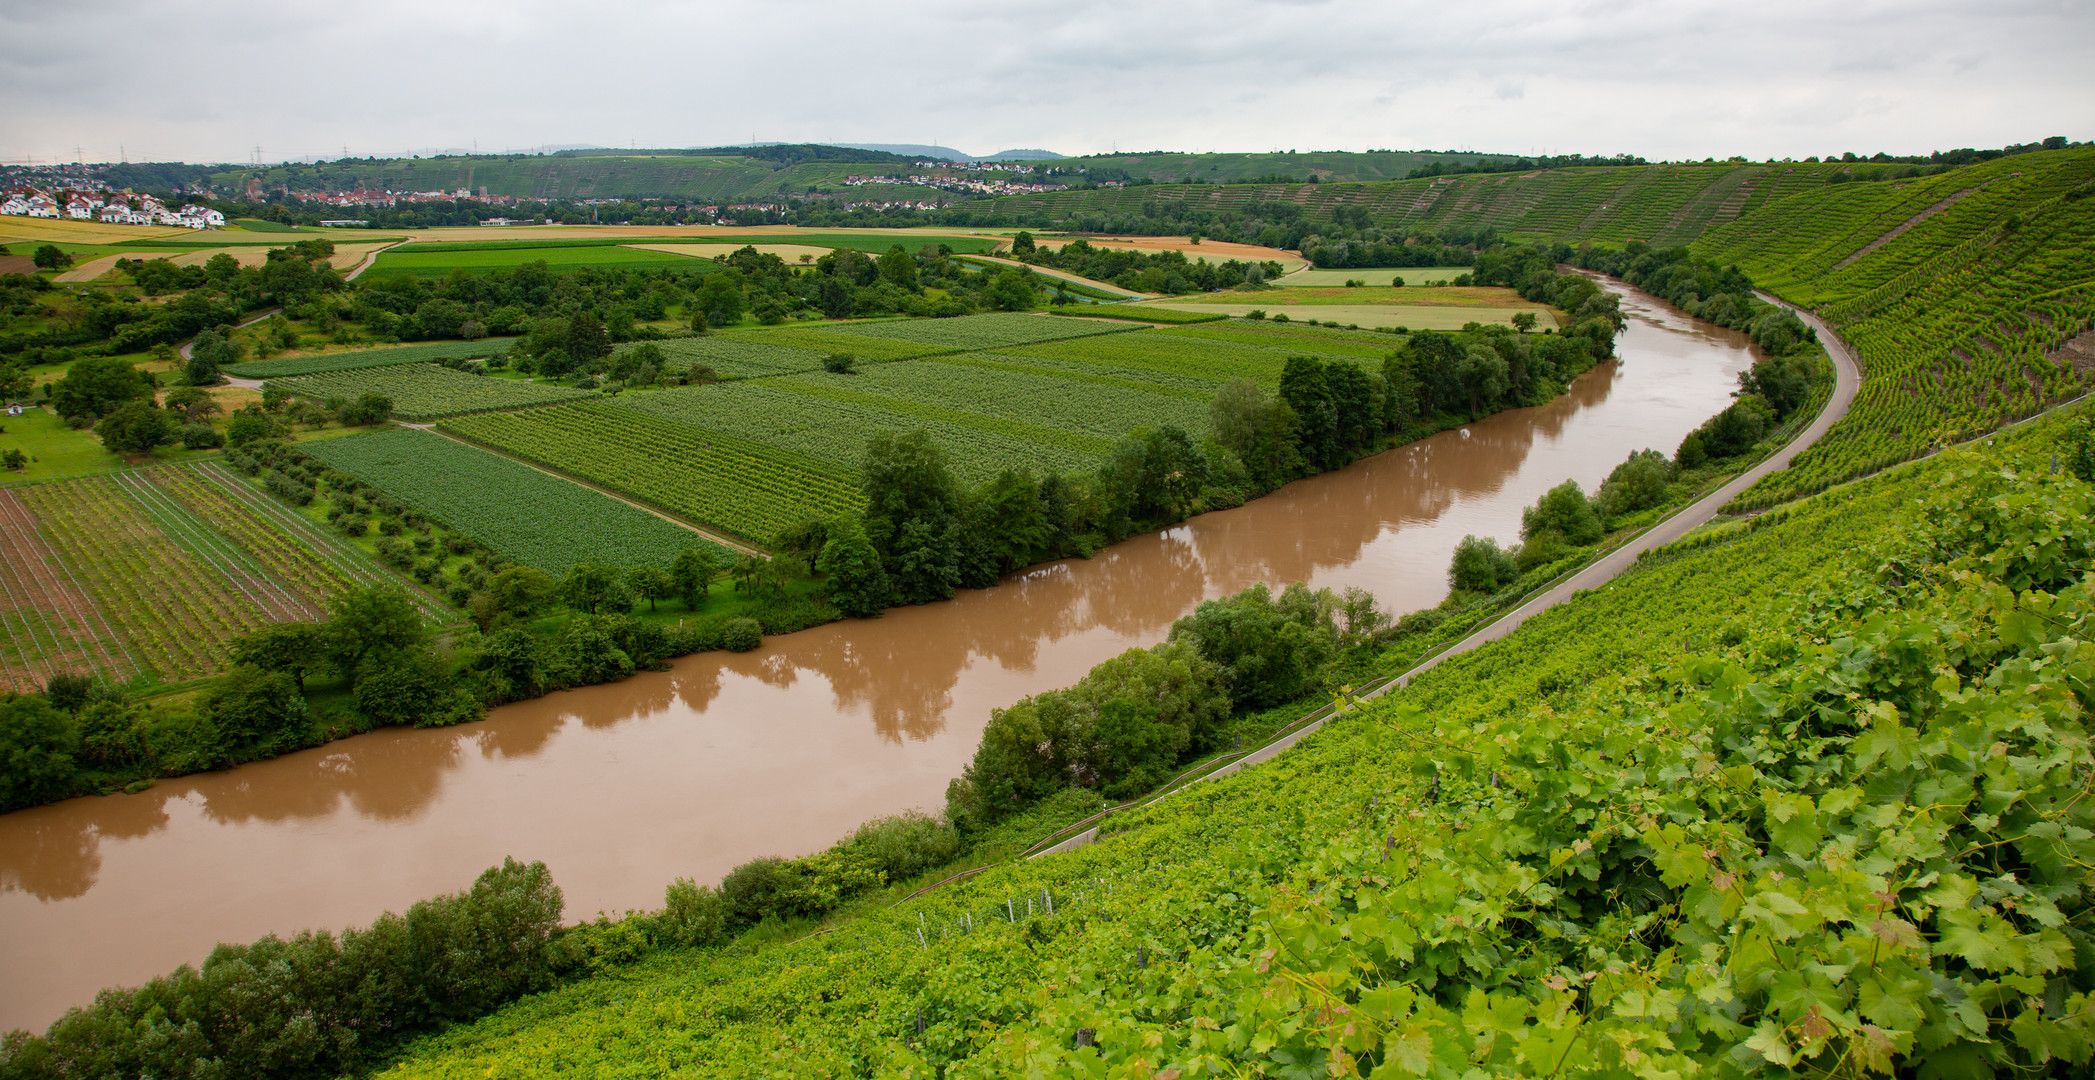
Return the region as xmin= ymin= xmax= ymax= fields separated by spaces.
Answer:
xmin=2 ymin=0 xmax=2088 ymax=165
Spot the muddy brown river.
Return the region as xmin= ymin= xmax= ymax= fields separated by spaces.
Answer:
xmin=0 ymin=284 xmax=1759 ymax=1032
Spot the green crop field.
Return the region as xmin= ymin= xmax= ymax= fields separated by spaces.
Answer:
xmin=440 ymin=404 xmax=865 ymax=545
xmin=612 ymin=379 xmax=1102 ymax=483
xmin=229 ymin=338 xmax=518 ymax=379
xmin=992 ymin=323 xmax=1368 ymax=389
xmin=813 ymin=311 xmax=1138 ymax=350
xmin=359 ymin=244 xmax=710 ymax=279
xmin=302 ymin=428 xmax=730 ymax=574
xmin=628 ymin=336 xmax=834 ymax=379
xmin=270 ymin=364 xmax=598 ymax=421
xmin=9 ymin=476 xmax=283 ymax=683
xmin=1044 ymin=305 xmax=1227 ymax=325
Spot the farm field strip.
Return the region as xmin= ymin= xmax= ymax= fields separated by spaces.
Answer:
xmin=271 ymin=363 xmax=598 ymax=421
xmin=785 ymin=361 xmax=1214 ymax=444
xmin=110 ymin=471 xmax=315 ymax=624
xmin=1160 ymin=320 xmax=1405 ymax=359
xmin=192 ymin=463 xmax=451 ymax=622
xmin=612 ymin=383 xmax=1099 ymax=484
xmin=230 ymin=338 xmax=519 ymax=379
xmin=636 ymin=336 xmax=832 ymax=379
xmin=147 ymin=466 xmax=352 ymax=616
xmin=302 ymin=428 xmax=730 ymax=574
xmin=0 ymin=491 xmax=139 ymax=680
xmin=738 ymin=326 xmax=955 ymax=363
xmin=994 ymin=330 xmax=1357 ymax=389
xmin=441 ymin=404 xmax=865 ymax=545
xmin=766 ymin=377 xmax=1116 ymax=456
xmin=1135 ymin=300 xmax=1542 ymax=331
xmin=1277 ymin=266 xmax=1472 ymax=286
xmin=0 ymin=491 xmax=132 ymax=690
xmin=16 ymin=477 xmax=276 ymax=682
xmin=932 ymin=353 xmax=1219 ymax=400
xmin=815 ymin=311 xmax=1139 ymax=350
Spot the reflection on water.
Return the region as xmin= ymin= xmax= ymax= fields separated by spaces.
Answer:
xmin=0 ymin=284 xmax=1757 ymax=1032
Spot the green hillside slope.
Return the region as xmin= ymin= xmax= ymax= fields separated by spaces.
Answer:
xmin=362 ymin=397 xmax=2095 ymax=1078
xmin=962 ymin=162 xmax=1872 ymax=245
xmin=1698 ymin=147 xmax=2095 ymax=506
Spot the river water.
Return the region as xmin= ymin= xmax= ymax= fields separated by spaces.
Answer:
xmin=0 ymin=284 xmax=1759 ymax=1032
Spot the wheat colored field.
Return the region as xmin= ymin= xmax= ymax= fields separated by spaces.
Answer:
xmin=1278 ymin=266 xmax=1472 ymax=286
xmin=1164 ymin=285 xmax=1549 ymax=309
xmin=0 ymin=218 xmax=193 ymax=245
xmin=52 ymin=243 xmax=385 ymax=283
xmin=1028 ymin=235 xmax=1309 ymax=272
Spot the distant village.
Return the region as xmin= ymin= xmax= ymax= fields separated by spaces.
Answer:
xmin=0 ymin=187 xmax=225 ymax=228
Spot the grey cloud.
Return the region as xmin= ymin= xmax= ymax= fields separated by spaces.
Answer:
xmin=0 ymin=0 xmax=2088 ymax=164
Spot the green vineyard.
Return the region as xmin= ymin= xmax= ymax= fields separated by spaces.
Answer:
xmin=439 ymin=404 xmax=866 ymax=546
xmin=228 ymin=338 xmax=517 ymax=379
xmin=302 ymin=428 xmax=733 ymax=573
xmin=1701 ymin=148 xmax=2095 ymax=506
xmin=270 ymin=363 xmax=598 ymax=421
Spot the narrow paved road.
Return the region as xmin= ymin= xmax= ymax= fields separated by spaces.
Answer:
xmin=1031 ymin=296 xmax=1862 ymax=857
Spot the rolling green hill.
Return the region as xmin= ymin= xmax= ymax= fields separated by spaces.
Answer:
xmin=206 ymin=148 xmax=1527 ymax=207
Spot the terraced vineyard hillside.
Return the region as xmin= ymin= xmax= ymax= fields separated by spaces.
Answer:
xmin=969 ymin=161 xmax=1864 ymax=245
xmin=1695 ymin=146 xmax=2095 ymax=505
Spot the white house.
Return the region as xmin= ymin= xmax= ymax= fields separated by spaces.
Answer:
xmin=66 ymin=199 xmax=96 ymax=220
xmin=98 ymin=203 xmax=129 ymax=223
xmin=25 ymin=194 xmax=59 ymax=218
xmin=179 ymin=204 xmax=225 ymax=227
xmin=0 ymin=196 xmax=27 ymax=217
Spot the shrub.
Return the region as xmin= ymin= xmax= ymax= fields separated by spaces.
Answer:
xmin=1448 ymin=534 xmax=1519 ymax=593
xmin=654 ymin=877 xmax=729 ymax=948
xmin=180 ymin=422 xmax=225 ymax=449
xmin=721 ymin=617 xmax=763 ymax=652
xmin=847 ymin=811 xmax=961 ymax=883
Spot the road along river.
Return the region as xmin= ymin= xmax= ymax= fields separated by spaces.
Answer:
xmin=0 ymin=282 xmax=1764 ymax=1032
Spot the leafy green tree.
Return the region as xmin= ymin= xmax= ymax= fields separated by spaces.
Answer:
xmin=337 ymin=392 xmax=393 ymax=426
xmin=95 ymin=401 xmax=177 ymax=455
xmin=1522 ymin=480 xmax=1603 ymax=546
xmin=229 ymin=622 xmax=328 ymax=692
xmin=1448 ymin=534 xmax=1519 ymax=593
xmin=1210 ymin=379 xmax=1302 ymax=486
xmin=816 ymin=521 xmax=890 ymax=617
xmin=668 ymin=548 xmax=717 ymax=610
xmin=878 ymin=246 xmax=920 ymax=291
xmin=203 ymin=665 xmax=309 ymax=752
xmin=325 ymin=585 xmax=425 ymax=677
xmin=862 ymin=430 xmax=968 ymax=604
xmin=162 ymin=385 xmax=219 ymax=421
xmin=626 ymin=566 xmax=673 ymax=612
xmin=1 ymin=449 xmax=26 ymax=472
xmin=186 ymin=329 xmax=244 ymax=385
xmin=694 ymin=273 xmax=746 ymax=328
xmin=1009 ymin=230 xmax=1036 ymax=255
xmin=0 ymin=358 xmax=32 ymax=404
xmin=986 ymin=268 xmax=1036 ymax=311
xmin=771 ymin=519 xmax=832 ymax=573
xmin=51 ymin=357 xmax=155 ymax=420
xmin=225 ymin=407 xmax=278 ymax=447
xmin=31 ymin=244 xmax=71 ymax=269
xmin=0 ymin=694 xmax=78 ymax=811
xmin=260 ymin=384 xmax=293 ymax=412
xmin=1169 ymin=583 xmax=1340 ymax=711
xmin=557 ymin=560 xmax=627 ymax=614
xmin=1511 ymin=311 xmax=1539 ymax=333
xmin=973 ymin=470 xmax=1052 ymax=575
xmin=1595 ymin=449 xmax=1670 ymax=519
